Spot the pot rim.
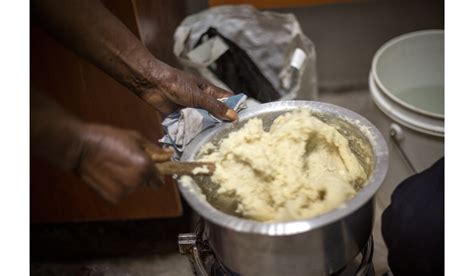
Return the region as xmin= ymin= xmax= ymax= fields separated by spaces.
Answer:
xmin=178 ymin=101 xmax=389 ymax=236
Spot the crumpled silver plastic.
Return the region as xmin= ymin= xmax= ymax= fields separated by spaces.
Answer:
xmin=173 ymin=5 xmax=318 ymax=101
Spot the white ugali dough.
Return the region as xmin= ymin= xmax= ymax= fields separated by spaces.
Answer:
xmin=198 ymin=108 xmax=368 ymax=222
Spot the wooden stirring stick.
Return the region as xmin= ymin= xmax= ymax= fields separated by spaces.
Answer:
xmin=155 ymin=161 xmax=215 ymax=176
xmin=144 ymin=145 xmax=214 ymax=176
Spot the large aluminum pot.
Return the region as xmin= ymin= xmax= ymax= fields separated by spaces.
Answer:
xmin=178 ymin=101 xmax=389 ymax=275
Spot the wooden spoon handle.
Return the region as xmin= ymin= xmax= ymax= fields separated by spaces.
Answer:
xmin=155 ymin=161 xmax=215 ymax=176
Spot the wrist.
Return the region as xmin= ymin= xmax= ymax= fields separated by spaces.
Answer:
xmin=133 ymin=58 xmax=174 ymax=106
xmin=62 ymin=119 xmax=89 ymax=172
xmin=74 ymin=123 xmax=108 ymax=171
xmin=31 ymin=91 xmax=88 ymax=171
xmin=34 ymin=116 xmax=88 ymax=172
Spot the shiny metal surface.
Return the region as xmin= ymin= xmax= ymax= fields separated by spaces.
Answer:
xmin=178 ymin=101 xmax=389 ymax=275
xmin=178 ymin=233 xmax=208 ymax=276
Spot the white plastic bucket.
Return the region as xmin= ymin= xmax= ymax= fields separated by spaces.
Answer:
xmin=369 ymin=30 xmax=444 ymax=207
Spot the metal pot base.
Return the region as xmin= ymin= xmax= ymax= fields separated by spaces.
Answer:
xmin=179 ymin=218 xmax=375 ymax=276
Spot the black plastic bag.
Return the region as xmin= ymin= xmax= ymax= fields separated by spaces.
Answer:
xmin=195 ymin=27 xmax=280 ymax=103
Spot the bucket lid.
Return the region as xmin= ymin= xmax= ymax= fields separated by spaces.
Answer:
xmin=370 ymin=30 xmax=444 ymax=137
xmin=370 ymin=71 xmax=444 ymax=137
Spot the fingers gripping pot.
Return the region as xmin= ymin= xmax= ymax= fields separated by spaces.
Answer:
xmin=178 ymin=101 xmax=388 ymax=275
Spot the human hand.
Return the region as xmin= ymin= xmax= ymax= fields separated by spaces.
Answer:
xmin=32 ymin=0 xmax=238 ymax=121
xmin=139 ymin=62 xmax=238 ymax=121
xmin=76 ymin=124 xmax=173 ymax=203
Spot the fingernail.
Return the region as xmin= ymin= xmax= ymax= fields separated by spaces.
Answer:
xmin=225 ymin=109 xmax=238 ymax=121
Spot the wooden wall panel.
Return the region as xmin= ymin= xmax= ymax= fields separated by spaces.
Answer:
xmin=30 ymin=0 xmax=185 ymax=223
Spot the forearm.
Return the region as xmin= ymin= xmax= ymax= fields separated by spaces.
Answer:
xmin=31 ymin=0 xmax=168 ymax=97
xmin=30 ymin=91 xmax=86 ymax=170
xmin=31 ymin=0 xmax=237 ymax=120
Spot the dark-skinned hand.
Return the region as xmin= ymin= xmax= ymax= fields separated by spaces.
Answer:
xmin=77 ymin=124 xmax=174 ymax=203
xmin=140 ymin=63 xmax=238 ymax=121
xmin=33 ymin=0 xmax=239 ymax=122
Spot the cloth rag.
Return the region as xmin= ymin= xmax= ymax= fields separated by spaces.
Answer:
xmin=159 ymin=93 xmax=248 ymax=159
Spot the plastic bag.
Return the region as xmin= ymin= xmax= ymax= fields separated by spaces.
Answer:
xmin=173 ymin=5 xmax=318 ymax=101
